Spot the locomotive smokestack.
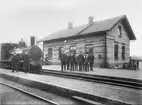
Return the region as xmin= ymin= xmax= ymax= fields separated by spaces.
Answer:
xmin=30 ymin=36 xmax=35 ymax=46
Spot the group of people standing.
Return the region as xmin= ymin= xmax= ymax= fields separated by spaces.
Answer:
xmin=11 ymin=52 xmax=30 ymax=73
xmin=60 ymin=51 xmax=94 ymax=72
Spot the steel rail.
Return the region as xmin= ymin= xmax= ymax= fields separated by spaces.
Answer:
xmin=41 ymin=69 xmax=142 ymax=90
xmin=0 ymin=81 xmax=59 ymax=105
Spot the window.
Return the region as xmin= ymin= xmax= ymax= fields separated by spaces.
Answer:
xmin=58 ymin=47 xmax=63 ymax=59
xmin=48 ymin=48 xmax=52 ymax=58
xmin=122 ymin=46 xmax=125 ymax=60
xmin=118 ymin=25 xmax=122 ymax=38
xmin=85 ymin=44 xmax=93 ymax=54
xmin=70 ymin=46 xmax=76 ymax=54
xmin=114 ymin=44 xmax=118 ymax=60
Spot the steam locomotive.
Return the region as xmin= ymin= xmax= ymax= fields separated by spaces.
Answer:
xmin=0 ymin=37 xmax=43 ymax=73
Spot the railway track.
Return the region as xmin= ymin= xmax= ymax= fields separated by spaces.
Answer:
xmin=0 ymin=78 xmax=105 ymax=105
xmin=0 ymin=81 xmax=59 ymax=105
xmin=41 ymin=69 xmax=142 ymax=90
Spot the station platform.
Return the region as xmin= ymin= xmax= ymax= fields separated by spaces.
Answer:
xmin=42 ymin=65 xmax=142 ymax=81
xmin=0 ymin=68 xmax=142 ymax=105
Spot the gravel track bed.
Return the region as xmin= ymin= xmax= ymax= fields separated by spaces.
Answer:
xmin=0 ymin=78 xmax=82 ymax=105
xmin=0 ymin=83 xmax=49 ymax=105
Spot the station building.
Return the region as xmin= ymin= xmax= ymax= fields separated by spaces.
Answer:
xmin=39 ymin=15 xmax=136 ymax=68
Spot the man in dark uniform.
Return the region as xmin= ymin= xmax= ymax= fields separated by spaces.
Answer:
xmin=74 ymin=53 xmax=78 ymax=71
xmin=84 ymin=54 xmax=89 ymax=72
xmin=77 ymin=51 xmax=84 ymax=71
xmin=66 ymin=52 xmax=70 ymax=70
xmin=23 ymin=52 xmax=30 ymax=73
xmin=70 ymin=52 xmax=75 ymax=71
xmin=18 ymin=54 xmax=23 ymax=71
xmin=60 ymin=51 xmax=66 ymax=71
xmin=11 ymin=53 xmax=19 ymax=72
xmin=16 ymin=54 xmax=20 ymax=72
xmin=88 ymin=53 xmax=94 ymax=71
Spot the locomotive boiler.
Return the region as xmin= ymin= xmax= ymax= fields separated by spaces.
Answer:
xmin=20 ymin=45 xmax=43 ymax=73
xmin=15 ymin=37 xmax=43 ymax=73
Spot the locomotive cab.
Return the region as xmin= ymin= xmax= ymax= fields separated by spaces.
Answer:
xmin=0 ymin=43 xmax=18 ymax=69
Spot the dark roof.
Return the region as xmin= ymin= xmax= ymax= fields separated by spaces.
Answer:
xmin=39 ymin=24 xmax=90 ymax=42
xmin=39 ymin=15 xmax=136 ymax=42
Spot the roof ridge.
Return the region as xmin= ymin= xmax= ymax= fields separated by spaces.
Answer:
xmin=96 ymin=15 xmax=126 ymax=22
xmin=74 ymin=15 xmax=126 ymax=36
xmin=109 ymin=15 xmax=126 ymax=31
xmin=38 ymin=14 xmax=135 ymax=42
xmin=75 ymin=23 xmax=94 ymax=36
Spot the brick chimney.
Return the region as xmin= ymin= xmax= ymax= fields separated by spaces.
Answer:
xmin=68 ymin=22 xmax=73 ymax=29
xmin=88 ymin=16 xmax=94 ymax=25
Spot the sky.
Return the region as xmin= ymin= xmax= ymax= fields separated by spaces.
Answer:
xmin=0 ymin=0 xmax=142 ymax=56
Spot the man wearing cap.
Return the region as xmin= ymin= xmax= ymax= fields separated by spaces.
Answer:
xmin=77 ymin=51 xmax=84 ymax=71
xmin=70 ymin=52 xmax=75 ymax=71
xmin=74 ymin=53 xmax=78 ymax=71
xmin=23 ymin=52 xmax=30 ymax=73
xmin=66 ymin=52 xmax=70 ymax=70
xmin=88 ymin=53 xmax=94 ymax=71
xmin=60 ymin=50 xmax=67 ymax=71
xmin=84 ymin=53 xmax=89 ymax=72
xmin=11 ymin=53 xmax=19 ymax=72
